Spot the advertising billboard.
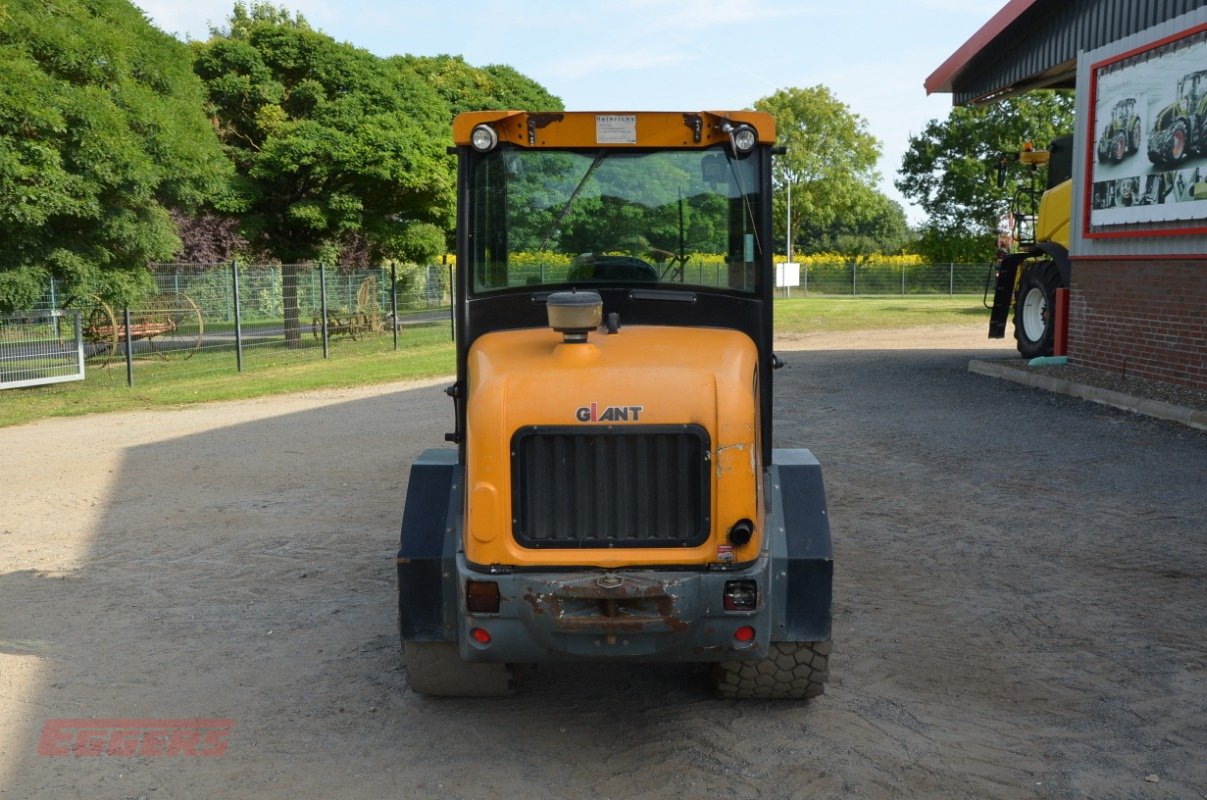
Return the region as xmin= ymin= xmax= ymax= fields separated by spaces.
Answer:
xmin=1086 ymin=24 xmax=1207 ymax=235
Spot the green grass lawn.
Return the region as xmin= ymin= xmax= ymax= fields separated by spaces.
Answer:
xmin=1 ymin=296 xmax=986 ymax=428
xmin=775 ymin=295 xmax=986 ymax=332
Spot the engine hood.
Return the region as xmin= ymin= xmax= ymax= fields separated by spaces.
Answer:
xmin=463 ymin=324 xmax=762 ymax=568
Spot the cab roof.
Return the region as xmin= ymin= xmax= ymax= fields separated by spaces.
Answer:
xmin=452 ymin=110 xmax=776 ymax=149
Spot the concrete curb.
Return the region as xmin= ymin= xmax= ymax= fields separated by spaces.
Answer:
xmin=968 ymin=359 xmax=1207 ymax=432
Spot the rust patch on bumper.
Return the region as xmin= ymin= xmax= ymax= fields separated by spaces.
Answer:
xmin=521 ymin=575 xmax=691 ymax=634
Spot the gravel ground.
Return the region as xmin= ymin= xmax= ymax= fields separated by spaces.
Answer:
xmin=1 ymin=323 xmax=1204 ymax=799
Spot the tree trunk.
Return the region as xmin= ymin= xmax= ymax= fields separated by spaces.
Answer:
xmin=282 ymin=263 xmax=301 ymax=348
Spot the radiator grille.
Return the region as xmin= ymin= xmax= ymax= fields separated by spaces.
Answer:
xmin=511 ymin=425 xmax=711 ymax=548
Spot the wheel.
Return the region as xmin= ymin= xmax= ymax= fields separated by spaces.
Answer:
xmin=1111 ymin=131 xmax=1127 ymax=162
xmin=401 ymin=641 xmax=515 ymax=697
xmin=144 ymin=292 xmax=204 ymax=359
xmin=1129 ymin=119 xmax=1141 ymax=153
xmin=1169 ymin=120 xmax=1188 ymax=163
xmin=711 ymin=640 xmax=831 ymax=700
xmin=1013 ymin=260 xmax=1060 ymax=359
xmin=83 ymin=297 xmax=119 ymax=364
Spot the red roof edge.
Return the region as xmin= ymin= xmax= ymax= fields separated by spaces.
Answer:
xmin=925 ymin=0 xmax=1043 ymax=95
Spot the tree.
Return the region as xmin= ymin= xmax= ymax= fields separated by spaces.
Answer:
xmin=753 ymin=86 xmax=882 ymax=255
xmin=387 ymin=54 xmax=561 ymax=254
xmin=390 ymin=55 xmax=562 ymax=120
xmin=170 ymin=209 xmax=250 ymax=264
xmin=0 ymin=0 xmax=229 ymax=310
xmin=895 ymin=91 xmax=1075 ymax=235
xmin=795 ymin=186 xmax=909 ymax=257
xmin=908 ymin=222 xmax=996 ymax=264
xmin=192 ymin=2 xmax=455 ymax=341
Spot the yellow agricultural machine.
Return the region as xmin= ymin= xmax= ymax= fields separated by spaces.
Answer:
xmin=987 ymin=135 xmax=1073 ymax=357
xmin=396 ymin=111 xmax=833 ymax=698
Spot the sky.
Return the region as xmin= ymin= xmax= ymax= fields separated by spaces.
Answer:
xmin=137 ymin=0 xmax=1006 ymax=224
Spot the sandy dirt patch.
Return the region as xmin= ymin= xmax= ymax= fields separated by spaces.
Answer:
xmin=2 ymin=323 xmax=1203 ymax=799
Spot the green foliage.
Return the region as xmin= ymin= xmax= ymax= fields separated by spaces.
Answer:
xmin=895 ymin=91 xmax=1075 ymax=233
xmin=754 ymin=86 xmax=884 ymax=253
xmin=390 ymin=55 xmax=563 ymax=120
xmin=387 ymin=54 xmax=562 ymax=253
xmin=0 ymin=0 xmax=229 ymax=310
xmin=192 ymin=3 xmax=454 ymax=266
xmin=796 ymin=186 xmax=910 ymax=258
xmin=908 ymin=223 xmax=997 ymax=264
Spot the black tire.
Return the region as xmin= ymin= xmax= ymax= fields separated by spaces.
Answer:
xmin=1110 ymin=131 xmax=1127 ymax=162
xmin=1012 ymin=260 xmax=1060 ymax=359
xmin=711 ymin=640 xmax=830 ymax=700
xmin=1169 ymin=119 xmax=1189 ymax=164
xmin=1129 ymin=119 xmax=1141 ymax=153
xmin=401 ymin=641 xmax=517 ymax=697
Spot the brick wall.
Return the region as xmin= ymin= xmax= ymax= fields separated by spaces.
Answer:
xmin=1068 ymin=258 xmax=1206 ymax=389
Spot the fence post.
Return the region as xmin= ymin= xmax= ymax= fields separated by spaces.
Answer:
xmin=852 ymin=262 xmax=857 ymax=296
xmin=231 ymin=259 xmax=244 ymax=372
xmin=123 ymin=306 xmax=134 ymax=387
xmin=318 ymin=262 xmax=330 ymax=359
xmin=803 ymin=263 xmax=808 ymax=296
xmin=391 ymin=262 xmax=399 ymax=351
xmin=949 ymin=262 xmax=954 ymax=295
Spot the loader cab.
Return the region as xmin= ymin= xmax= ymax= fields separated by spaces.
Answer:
xmin=398 ymin=112 xmax=833 ymax=698
xmin=449 ymin=111 xmax=779 ymax=464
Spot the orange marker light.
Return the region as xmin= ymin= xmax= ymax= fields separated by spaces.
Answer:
xmin=466 ymin=580 xmax=501 ymax=613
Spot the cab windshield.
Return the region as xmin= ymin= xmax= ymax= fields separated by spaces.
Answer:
xmin=470 ymin=147 xmax=764 ymax=295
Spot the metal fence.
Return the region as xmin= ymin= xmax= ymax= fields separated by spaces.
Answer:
xmin=5 ymin=258 xmax=992 ymax=389
xmin=0 ymin=310 xmax=85 ymax=389
xmin=9 ymin=261 xmax=452 ymax=387
xmin=781 ymin=261 xmax=988 ymax=297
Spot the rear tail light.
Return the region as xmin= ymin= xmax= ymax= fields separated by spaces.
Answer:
xmin=466 ymin=581 xmax=501 ymax=613
xmin=470 ymin=627 xmax=492 ymax=645
xmin=734 ymin=626 xmax=756 ymax=642
xmin=723 ymin=580 xmax=758 ymax=611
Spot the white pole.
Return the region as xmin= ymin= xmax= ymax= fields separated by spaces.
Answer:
xmin=786 ymin=180 xmax=793 ymax=264
xmin=786 ymin=181 xmax=792 ymax=299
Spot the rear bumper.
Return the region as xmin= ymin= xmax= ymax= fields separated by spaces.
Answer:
xmin=455 ymin=555 xmax=771 ymax=663
xmin=397 ymin=447 xmax=832 ymax=664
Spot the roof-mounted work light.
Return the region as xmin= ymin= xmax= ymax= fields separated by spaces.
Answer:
xmin=720 ymin=121 xmax=758 ymax=154
xmin=471 ymin=124 xmax=499 ymax=152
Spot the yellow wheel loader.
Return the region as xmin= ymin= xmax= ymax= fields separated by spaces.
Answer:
xmin=396 ymin=111 xmax=833 ymax=698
